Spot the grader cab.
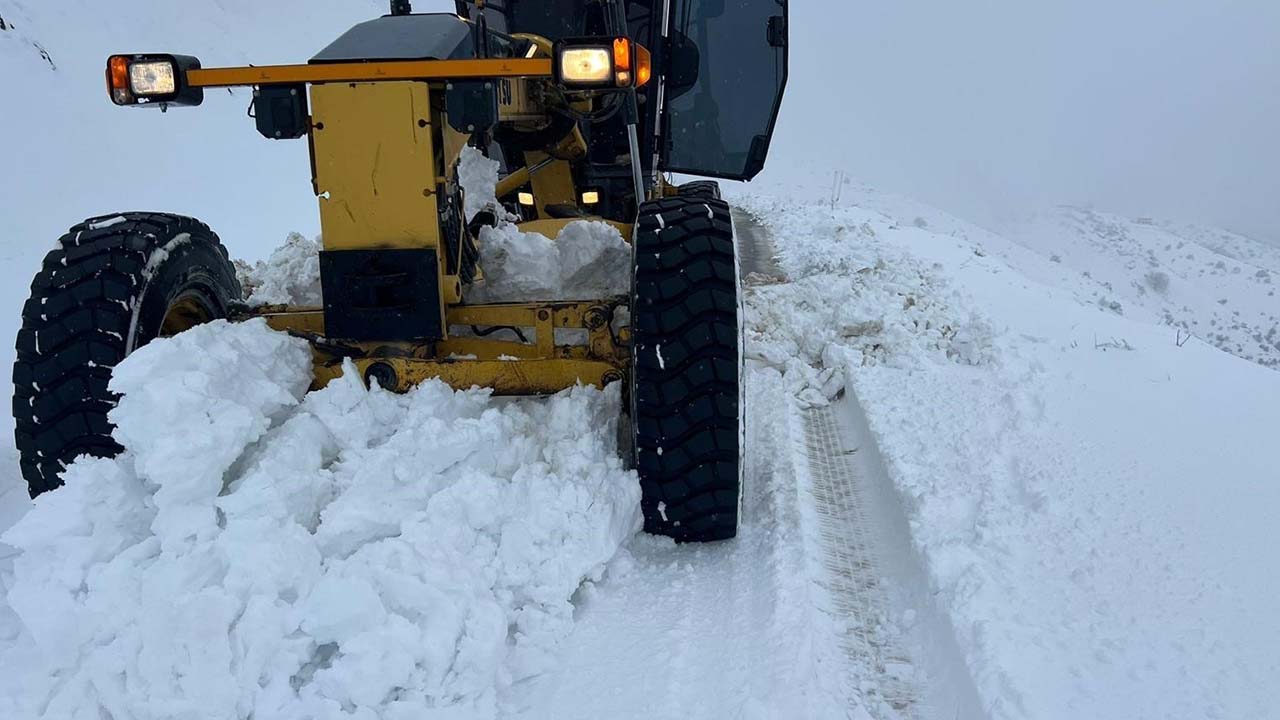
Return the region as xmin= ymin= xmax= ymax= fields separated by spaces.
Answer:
xmin=14 ymin=0 xmax=789 ymax=542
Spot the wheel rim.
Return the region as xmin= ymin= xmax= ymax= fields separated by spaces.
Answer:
xmin=159 ymin=290 xmax=216 ymax=338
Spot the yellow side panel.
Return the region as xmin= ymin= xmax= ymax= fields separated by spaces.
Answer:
xmin=310 ymin=82 xmax=440 ymax=251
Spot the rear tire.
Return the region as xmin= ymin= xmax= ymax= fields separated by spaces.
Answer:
xmin=631 ymin=196 xmax=741 ymax=542
xmin=677 ymin=180 xmax=723 ymax=200
xmin=13 ymin=213 xmax=241 ymax=497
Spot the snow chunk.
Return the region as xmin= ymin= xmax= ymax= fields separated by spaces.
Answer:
xmin=459 ymin=145 xmax=503 ymax=222
xmin=236 ymin=232 xmax=323 ymax=307
xmin=469 ymin=220 xmax=630 ymax=303
xmin=0 ymin=320 xmax=640 ymax=719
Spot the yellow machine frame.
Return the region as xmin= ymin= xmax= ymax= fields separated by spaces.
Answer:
xmin=203 ymin=57 xmax=633 ymax=395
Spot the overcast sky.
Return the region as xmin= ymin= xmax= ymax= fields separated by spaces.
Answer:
xmin=759 ymin=1 xmax=1280 ymax=241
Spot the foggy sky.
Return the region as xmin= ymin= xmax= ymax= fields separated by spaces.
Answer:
xmin=759 ymin=1 xmax=1280 ymax=241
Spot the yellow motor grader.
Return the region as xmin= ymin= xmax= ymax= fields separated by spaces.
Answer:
xmin=12 ymin=0 xmax=788 ymax=542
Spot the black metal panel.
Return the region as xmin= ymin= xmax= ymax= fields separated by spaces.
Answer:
xmin=319 ymin=249 xmax=443 ymax=342
xmin=311 ymin=13 xmax=516 ymax=63
xmin=253 ymin=85 xmax=308 ymax=140
xmin=446 ymin=80 xmax=499 ymax=134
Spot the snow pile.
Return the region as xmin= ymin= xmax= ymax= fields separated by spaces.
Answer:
xmin=469 ymin=221 xmax=631 ymax=304
xmin=0 ymin=320 xmax=640 ymax=719
xmin=236 ymin=232 xmax=323 ymax=306
xmin=457 ymin=146 xmax=630 ymax=303
xmin=743 ymin=200 xmax=994 ymax=408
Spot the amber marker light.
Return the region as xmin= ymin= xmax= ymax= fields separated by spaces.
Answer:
xmin=107 ymin=55 xmax=133 ymax=105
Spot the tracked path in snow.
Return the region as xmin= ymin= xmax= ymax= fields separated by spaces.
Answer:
xmin=511 ymin=209 xmax=934 ymax=719
xmin=735 ymin=209 xmax=926 ymax=719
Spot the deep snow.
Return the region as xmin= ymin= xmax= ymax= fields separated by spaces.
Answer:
xmin=0 ymin=320 xmax=640 ymax=719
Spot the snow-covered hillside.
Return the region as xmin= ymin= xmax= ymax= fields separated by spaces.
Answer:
xmin=1007 ymin=207 xmax=1280 ymax=368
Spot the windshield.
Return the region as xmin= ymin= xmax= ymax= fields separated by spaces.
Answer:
xmin=463 ymin=0 xmax=614 ymax=39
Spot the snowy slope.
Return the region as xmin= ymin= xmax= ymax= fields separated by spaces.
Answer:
xmin=737 ymin=191 xmax=1280 ymax=719
xmin=1006 ymin=207 xmax=1280 ymax=368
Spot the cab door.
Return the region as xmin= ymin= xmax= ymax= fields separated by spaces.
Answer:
xmin=661 ymin=0 xmax=789 ymax=181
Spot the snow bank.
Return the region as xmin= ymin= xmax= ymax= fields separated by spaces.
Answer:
xmin=741 ymin=193 xmax=1280 ymax=720
xmin=743 ymin=205 xmax=994 ymax=408
xmin=0 ymin=320 xmax=640 ymax=719
xmin=236 ymin=232 xmax=323 ymax=306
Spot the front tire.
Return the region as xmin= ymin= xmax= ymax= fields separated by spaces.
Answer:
xmin=13 ymin=213 xmax=241 ymax=497
xmin=631 ymin=197 xmax=741 ymax=542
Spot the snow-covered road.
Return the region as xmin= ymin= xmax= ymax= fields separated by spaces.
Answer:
xmin=509 ymin=214 xmax=944 ymax=719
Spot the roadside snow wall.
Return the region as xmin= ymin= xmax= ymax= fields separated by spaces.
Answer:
xmin=0 ymin=320 xmax=640 ymax=719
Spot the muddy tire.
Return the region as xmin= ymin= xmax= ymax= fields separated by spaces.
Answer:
xmin=631 ymin=196 xmax=741 ymax=542
xmin=13 ymin=213 xmax=241 ymax=497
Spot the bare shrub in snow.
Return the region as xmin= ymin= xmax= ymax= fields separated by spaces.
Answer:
xmin=1144 ymin=270 xmax=1170 ymax=295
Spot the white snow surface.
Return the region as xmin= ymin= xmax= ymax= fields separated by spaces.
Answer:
xmin=236 ymin=232 xmax=324 ymax=307
xmin=1004 ymin=206 xmax=1280 ymax=368
xmin=0 ymin=320 xmax=640 ymax=719
xmin=736 ymin=191 xmax=1280 ymax=719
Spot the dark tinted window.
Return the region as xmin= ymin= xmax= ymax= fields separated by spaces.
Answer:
xmin=665 ymin=0 xmax=787 ymax=180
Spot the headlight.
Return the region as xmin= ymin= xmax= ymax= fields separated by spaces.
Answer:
xmin=559 ymin=48 xmax=612 ymax=84
xmin=106 ymin=54 xmax=204 ymax=107
xmin=554 ymin=38 xmax=652 ymax=90
xmin=129 ymin=61 xmax=177 ymax=96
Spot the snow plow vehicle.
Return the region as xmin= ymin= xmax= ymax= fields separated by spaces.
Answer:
xmin=12 ymin=0 xmax=788 ymax=543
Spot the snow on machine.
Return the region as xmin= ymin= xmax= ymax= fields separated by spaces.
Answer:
xmin=12 ymin=0 xmax=788 ymax=542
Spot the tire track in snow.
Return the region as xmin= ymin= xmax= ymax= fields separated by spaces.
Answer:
xmin=800 ymin=406 xmax=923 ymax=718
xmin=735 ymin=209 xmax=927 ymax=719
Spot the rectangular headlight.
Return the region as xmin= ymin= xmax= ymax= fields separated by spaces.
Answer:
xmin=554 ymin=38 xmax=653 ymax=90
xmin=106 ymin=54 xmax=204 ymax=108
xmin=558 ymin=47 xmax=612 ymax=85
xmin=129 ymin=61 xmax=177 ymax=96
